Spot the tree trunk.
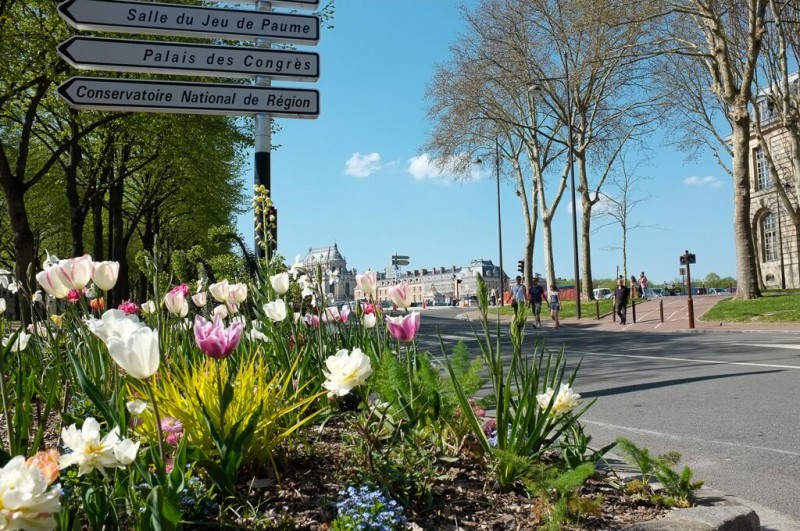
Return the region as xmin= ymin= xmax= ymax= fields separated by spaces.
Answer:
xmin=541 ymin=218 xmax=556 ymax=291
xmin=580 ymin=193 xmax=594 ymax=300
xmin=108 ymin=149 xmax=128 ymax=306
xmin=66 ymin=112 xmax=85 ymax=257
xmin=730 ymin=105 xmax=761 ymax=299
xmin=4 ymin=179 xmax=36 ymax=326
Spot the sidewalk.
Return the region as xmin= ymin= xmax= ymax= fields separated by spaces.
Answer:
xmin=463 ymin=295 xmax=800 ymax=334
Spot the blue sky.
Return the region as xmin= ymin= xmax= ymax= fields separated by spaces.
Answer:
xmin=236 ymin=0 xmax=736 ymax=287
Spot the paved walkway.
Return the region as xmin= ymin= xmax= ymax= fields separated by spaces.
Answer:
xmin=463 ymin=295 xmax=800 ymax=334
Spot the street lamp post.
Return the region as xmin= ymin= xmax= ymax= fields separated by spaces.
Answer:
xmin=476 ymin=140 xmax=504 ymax=306
xmin=495 ymin=138 xmax=504 ymax=305
xmin=776 ymin=183 xmax=786 ymax=289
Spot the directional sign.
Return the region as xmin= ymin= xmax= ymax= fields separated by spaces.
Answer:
xmin=392 ymin=255 xmax=410 ymax=260
xmin=57 ymin=77 xmax=319 ymax=118
xmin=223 ymin=0 xmax=319 ymax=8
xmin=393 ymin=259 xmax=410 ymax=266
xmin=57 ymin=0 xmax=319 ymax=45
xmin=58 ymin=37 xmax=320 ymax=82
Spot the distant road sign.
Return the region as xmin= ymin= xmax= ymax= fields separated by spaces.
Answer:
xmin=58 ymin=37 xmax=320 ymax=81
xmin=57 ymin=77 xmax=320 ymax=118
xmin=57 ymin=0 xmax=320 ymax=45
xmin=392 ymin=259 xmax=410 ymax=266
xmin=392 ymin=255 xmax=409 ymax=260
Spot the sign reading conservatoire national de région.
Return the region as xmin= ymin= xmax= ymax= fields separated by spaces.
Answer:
xmin=57 ymin=0 xmax=320 ymax=44
xmin=57 ymin=77 xmax=319 ymax=118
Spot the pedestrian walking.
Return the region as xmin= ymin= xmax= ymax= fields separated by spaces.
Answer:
xmin=615 ymin=277 xmax=630 ymax=325
xmin=511 ymin=276 xmax=527 ymax=316
xmin=528 ymin=277 xmax=545 ymax=328
xmin=548 ymin=284 xmax=561 ymax=329
xmin=630 ymin=275 xmax=638 ymax=299
xmin=638 ymin=272 xmax=648 ymax=299
xmin=489 ymin=287 xmax=497 ymax=306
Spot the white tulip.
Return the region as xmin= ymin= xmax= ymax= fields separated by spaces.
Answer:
xmin=2 ymin=331 xmax=30 ymax=352
xmin=263 ymin=299 xmax=288 ymax=322
xmin=362 ymin=313 xmax=377 ymax=329
xmin=0 ymin=456 xmax=61 ymax=529
xmin=322 ymin=348 xmax=373 ymax=398
xmin=270 ymin=272 xmax=290 ymax=295
xmin=92 ymin=261 xmax=120 ymax=291
xmin=106 ymin=326 xmax=160 ymax=380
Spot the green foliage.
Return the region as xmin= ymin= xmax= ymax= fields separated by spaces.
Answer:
xmin=559 ymin=423 xmax=617 ymax=470
xmin=341 ymin=404 xmax=442 ymax=508
xmin=702 ymin=293 xmax=800 ymax=323
xmin=616 ymin=437 xmax=704 ymax=507
xmin=141 ymin=355 xmax=323 ymax=478
xmin=445 ymin=274 xmax=597 ymax=490
xmin=525 ymin=462 xmax=600 ymax=530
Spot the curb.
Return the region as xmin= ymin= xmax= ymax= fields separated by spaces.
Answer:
xmin=620 ymin=487 xmax=760 ymax=530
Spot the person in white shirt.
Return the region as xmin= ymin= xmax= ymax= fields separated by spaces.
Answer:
xmin=511 ymin=276 xmax=527 ymax=316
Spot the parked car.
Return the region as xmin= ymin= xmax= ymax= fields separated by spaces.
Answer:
xmin=593 ymin=288 xmax=613 ymax=300
xmin=708 ymin=288 xmax=732 ymax=295
xmin=642 ymin=288 xmax=662 ymax=298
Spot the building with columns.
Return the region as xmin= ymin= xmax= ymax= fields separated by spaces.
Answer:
xmin=748 ymin=95 xmax=800 ymax=289
xmin=354 ymin=259 xmax=505 ymax=304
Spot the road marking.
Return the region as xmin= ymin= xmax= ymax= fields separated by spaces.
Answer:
xmin=584 ymin=419 xmax=800 ymax=457
xmin=580 ymin=351 xmax=800 ymax=369
xmin=744 ymin=343 xmax=800 ymax=350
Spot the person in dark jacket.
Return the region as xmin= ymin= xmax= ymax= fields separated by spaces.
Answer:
xmin=615 ymin=277 xmax=630 ymax=325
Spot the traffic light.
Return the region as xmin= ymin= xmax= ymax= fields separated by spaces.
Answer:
xmin=517 ymin=260 xmax=524 ymax=273
xmin=679 ymin=253 xmax=696 ymax=265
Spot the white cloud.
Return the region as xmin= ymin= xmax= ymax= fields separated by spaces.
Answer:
xmin=408 ymin=154 xmax=442 ymax=179
xmin=684 ymin=175 xmax=723 ymax=188
xmin=407 ymin=153 xmax=479 ymax=181
xmin=344 ymin=152 xmax=381 ymax=178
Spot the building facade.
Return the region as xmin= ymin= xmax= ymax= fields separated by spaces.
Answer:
xmin=749 ymin=97 xmax=800 ymax=289
xmin=301 ymin=244 xmax=357 ymax=300
xmin=354 ymin=259 xmax=506 ymax=304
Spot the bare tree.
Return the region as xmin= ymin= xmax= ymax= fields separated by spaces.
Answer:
xmin=425 ymin=0 xmax=663 ymax=299
xmin=660 ymin=0 xmax=768 ymax=299
xmin=592 ymin=158 xmax=657 ymax=284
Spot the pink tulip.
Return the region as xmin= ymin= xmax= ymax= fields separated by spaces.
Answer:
xmin=304 ymin=313 xmax=320 ymax=329
xmin=356 ymin=271 xmax=377 ymax=297
xmin=55 ymin=254 xmax=93 ymax=290
xmin=385 ymin=312 xmax=421 ymax=342
xmin=36 ymin=267 xmax=70 ymax=299
xmin=388 ymin=282 xmax=413 ymax=309
xmin=169 ymin=284 xmax=190 ymax=298
xmin=194 ymin=314 xmax=243 ymax=359
xmin=66 ymin=289 xmax=81 ymax=304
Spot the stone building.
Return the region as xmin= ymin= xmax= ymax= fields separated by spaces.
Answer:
xmin=749 ymin=93 xmax=800 ymax=289
xmin=301 ymin=244 xmax=357 ymax=300
xmin=355 ymin=259 xmax=505 ymax=304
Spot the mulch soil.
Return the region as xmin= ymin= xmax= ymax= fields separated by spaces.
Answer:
xmin=234 ymin=418 xmax=670 ymax=530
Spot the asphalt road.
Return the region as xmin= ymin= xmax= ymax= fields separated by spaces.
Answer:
xmin=415 ymin=309 xmax=800 ymax=529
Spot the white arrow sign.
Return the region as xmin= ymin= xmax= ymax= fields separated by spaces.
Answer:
xmin=57 ymin=0 xmax=319 ymax=45
xmin=58 ymin=37 xmax=320 ymax=81
xmin=58 ymin=77 xmax=320 ymax=118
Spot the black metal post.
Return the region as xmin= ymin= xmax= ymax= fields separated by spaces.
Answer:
xmin=685 ymin=250 xmax=695 ymax=329
xmin=495 ymin=137 xmax=504 ymax=306
xmin=255 ymin=1 xmax=272 ymax=261
xmin=776 ymin=184 xmax=786 ymax=289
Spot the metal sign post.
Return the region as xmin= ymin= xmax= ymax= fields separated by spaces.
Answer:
xmin=680 ymin=250 xmax=697 ymax=328
xmin=56 ymin=0 xmax=322 ymax=262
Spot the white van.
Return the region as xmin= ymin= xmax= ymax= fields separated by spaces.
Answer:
xmin=593 ymin=288 xmax=612 ymax=300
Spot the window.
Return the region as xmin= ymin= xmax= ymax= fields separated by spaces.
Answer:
xmin=755 ymin=148 xmax=770 ymax=191
xmin=762 ymin=212 xmax=778 ymax=262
